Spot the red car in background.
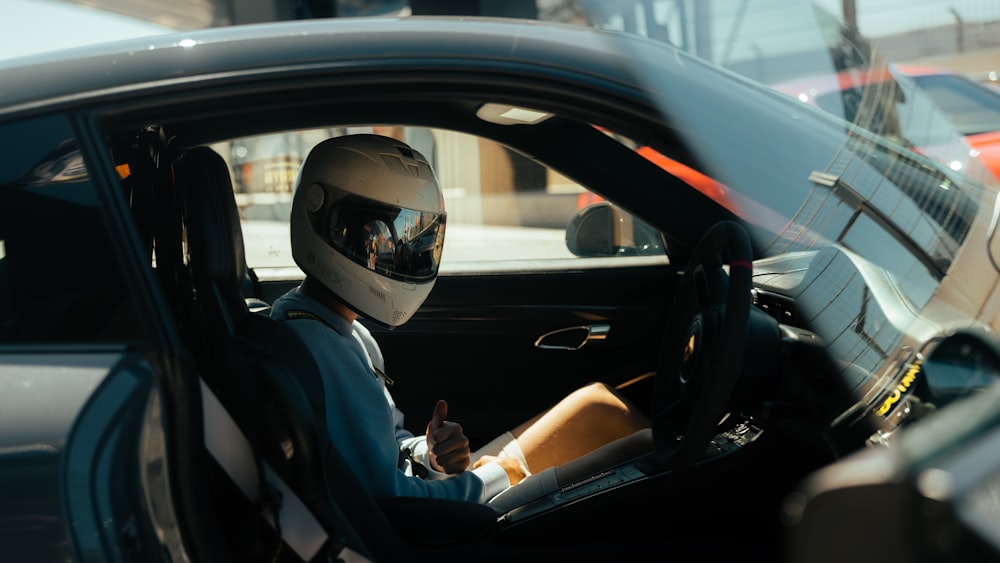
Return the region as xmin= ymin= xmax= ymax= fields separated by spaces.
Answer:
xmin=773 ymin=65 xmax=1000 ymax=181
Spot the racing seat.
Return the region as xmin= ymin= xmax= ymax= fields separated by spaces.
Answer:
xmin=175 ymin=145 xmax=415 ymax=562
xmin=173 ymin=146 xmax=497 ymax=561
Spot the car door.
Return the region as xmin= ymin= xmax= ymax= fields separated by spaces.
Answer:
xmin=0 ymin=112 xmax=196 ymax=563
xmin=374 ymin=259 xmax=673 ymax=441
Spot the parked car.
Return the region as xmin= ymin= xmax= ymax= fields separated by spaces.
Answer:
xmin=773 ymin=64 xmax=1000 ymax=182
xmin=3 ymin=14 xmax=1000 ymax=563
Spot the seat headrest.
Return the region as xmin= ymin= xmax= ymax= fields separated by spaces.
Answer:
xmin=177 ymin=146 xmax=250 ymax=292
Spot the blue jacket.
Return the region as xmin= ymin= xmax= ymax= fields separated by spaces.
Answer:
xmin=269 ymin=287 xmax=510 ymax=503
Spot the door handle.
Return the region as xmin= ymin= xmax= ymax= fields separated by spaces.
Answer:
xmin=534 ymin=324 xmax=610 ymax=350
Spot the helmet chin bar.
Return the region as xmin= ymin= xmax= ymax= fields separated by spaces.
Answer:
xmin=322 ymin=244 xmax=431 ymax=328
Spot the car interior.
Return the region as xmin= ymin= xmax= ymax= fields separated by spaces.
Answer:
xmin=101 ymin=85 xmax=909 ymax=562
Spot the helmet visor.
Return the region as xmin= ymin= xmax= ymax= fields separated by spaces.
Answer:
xmin=325 ymin=190 xmax=446 ymax=282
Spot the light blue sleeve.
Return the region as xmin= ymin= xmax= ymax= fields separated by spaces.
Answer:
xmin=291 ymin=320 xmax=503 ymax=503
xmin=353 ymin=320 xmax=512 ymax=501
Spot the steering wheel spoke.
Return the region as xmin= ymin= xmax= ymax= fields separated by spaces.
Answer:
xmin=652 ymin=221 xmax=753 ymax=469
xmin=690 ymin=261 xmax=728 ymax=311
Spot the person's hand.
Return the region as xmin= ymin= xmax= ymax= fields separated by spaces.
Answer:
xmin=426 ymin=399 xmax=471 ymax=474
xmin=473 ymin=455 xmax=526 ymax=486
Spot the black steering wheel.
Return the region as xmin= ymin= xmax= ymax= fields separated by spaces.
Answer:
xmin=652 ymin=220 xmax=753 ymax=469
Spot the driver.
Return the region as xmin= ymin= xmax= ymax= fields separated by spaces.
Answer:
xmin=270 ymin=133 xmax=650 ymax=504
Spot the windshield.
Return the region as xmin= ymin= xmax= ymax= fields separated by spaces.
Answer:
xmin=571 ymin=0 xmax=1000 ymax=188
xmin=570 ymin=0 xmax=1000 ymax=439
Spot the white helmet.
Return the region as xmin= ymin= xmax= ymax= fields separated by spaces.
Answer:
xmin=290 ymin=134 xmax=446 ymax=327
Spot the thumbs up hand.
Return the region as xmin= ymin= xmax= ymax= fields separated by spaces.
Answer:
xmin=426 ymin=399 xmax=471 ymax=474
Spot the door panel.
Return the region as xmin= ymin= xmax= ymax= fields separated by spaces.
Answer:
xmin=365 ymin=263 xmax=678 ymax=441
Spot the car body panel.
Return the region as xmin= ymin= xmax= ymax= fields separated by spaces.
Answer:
xmin=967 ymin=129 xmax=1000 ymax=176
xmin=0 ymin=354 xmax=111 ymax=561
xmin=772 ymin=64 xmax=1000 ymax=182
xmin=0 ymin=351 xmax=175 ymax=563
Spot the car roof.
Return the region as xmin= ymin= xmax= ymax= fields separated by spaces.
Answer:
xmin=0 ymin=17 xmax=663 ymax=118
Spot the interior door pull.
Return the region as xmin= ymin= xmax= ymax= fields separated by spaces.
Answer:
xmin=534 ymin=324 xmax=610 ymax=350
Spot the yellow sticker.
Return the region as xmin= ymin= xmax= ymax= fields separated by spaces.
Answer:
xmin=877 ymin=359 xmax=922 ymax=416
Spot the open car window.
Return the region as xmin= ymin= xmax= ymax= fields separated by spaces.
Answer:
xmin=224 ymin=126 xmax=670 ymax=273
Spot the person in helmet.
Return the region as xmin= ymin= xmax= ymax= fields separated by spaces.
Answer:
xmin=270 ymin=134 xmax=650 ymax=505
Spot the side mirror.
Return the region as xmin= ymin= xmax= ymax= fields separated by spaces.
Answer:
xmin=565 ymin=201 xmax=664 ymax=257
xmin=920 ymin=329 xmax=1000 ymax=408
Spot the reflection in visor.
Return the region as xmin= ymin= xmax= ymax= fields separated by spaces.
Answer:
xmin=327 ymin=194 xmax=446 ymax=282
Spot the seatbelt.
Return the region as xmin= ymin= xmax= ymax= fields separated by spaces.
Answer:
xmin=283 ymin=310 xmax=427 ymax=479
xmin=200 ymin=378 xmax=371 ymax=562
xmin=285 ymin=309 xmax=394 ymax=386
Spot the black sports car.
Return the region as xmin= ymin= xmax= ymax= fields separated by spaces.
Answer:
xmin=2 ymin=13 xmax=999 ymax=563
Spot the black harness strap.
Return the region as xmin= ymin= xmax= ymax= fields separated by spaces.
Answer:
xmin=280 ymin=310 xmax=424 ymax=478
xmin=284 ymin=310 xmax=393 ymax=386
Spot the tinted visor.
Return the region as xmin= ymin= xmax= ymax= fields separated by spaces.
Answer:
xmin=326 ymin=190 xmax=446 ymax=282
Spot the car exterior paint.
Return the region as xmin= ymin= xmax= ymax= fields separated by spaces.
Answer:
xmin=774 ymin=65 xmax=1000 ymax=182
